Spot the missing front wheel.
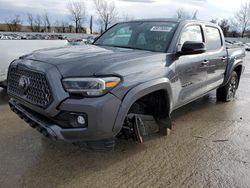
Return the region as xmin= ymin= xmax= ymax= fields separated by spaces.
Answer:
xmin=118 ymin=114 xmax=162 ymax=143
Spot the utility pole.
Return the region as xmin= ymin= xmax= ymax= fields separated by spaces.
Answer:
xmin=90 ymin=15 xmax=93 ymax=34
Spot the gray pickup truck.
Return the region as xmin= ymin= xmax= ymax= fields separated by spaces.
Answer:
xmin=7 ymin=19 xmax=245 ymax=150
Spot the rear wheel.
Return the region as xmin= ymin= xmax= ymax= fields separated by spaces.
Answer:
xmin=216 ymin=71 xmax=239 ymax=102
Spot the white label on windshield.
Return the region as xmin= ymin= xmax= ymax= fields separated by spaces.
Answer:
xmin=150 ymin=26 xmax=172 ymax=32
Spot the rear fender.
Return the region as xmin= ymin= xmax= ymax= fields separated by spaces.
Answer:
xmin=222 ymin=58 xmax=243 ymax=87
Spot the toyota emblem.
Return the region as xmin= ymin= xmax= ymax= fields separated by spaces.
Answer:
xmin=18 ymin=76 xmax=30 ymax=93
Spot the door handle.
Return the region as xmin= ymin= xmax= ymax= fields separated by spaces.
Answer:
xmin=221 ymin=57 xmax=227 ymax=61
xmin=201 ymin=60 xmax=209 ymax=66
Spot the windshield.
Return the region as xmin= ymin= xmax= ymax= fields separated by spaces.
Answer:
xmin=94 ymin=21 xmax=178 ymax=52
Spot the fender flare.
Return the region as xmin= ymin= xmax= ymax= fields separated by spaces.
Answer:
xmin=112 ymin=78 xmax=173 ymax=134
xmin=222 ymin=59 xmax=243 ymax=87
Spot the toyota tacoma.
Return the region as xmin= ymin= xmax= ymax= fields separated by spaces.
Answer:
xmin=7 ymin=19 xmax=245 ymax=150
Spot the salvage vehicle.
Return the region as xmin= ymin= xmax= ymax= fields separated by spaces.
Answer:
xmin=7 ymin=19 xmax=245 ymax=150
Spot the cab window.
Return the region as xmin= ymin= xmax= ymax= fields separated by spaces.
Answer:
xmin=179 ymin=25 xmax=203 ymax=47
xmin=205 ymin=26 xmax=222 ymax=51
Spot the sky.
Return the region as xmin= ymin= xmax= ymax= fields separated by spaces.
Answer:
xmin=0 ymin=0 xmax=249 ymax=28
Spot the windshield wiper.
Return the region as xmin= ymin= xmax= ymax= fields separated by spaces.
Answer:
xmin=107 ymin=45 xmax=147 ymax=51
xmin=94 ymin=44 xmax=156 ymax=52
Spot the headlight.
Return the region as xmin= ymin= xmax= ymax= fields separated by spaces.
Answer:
xmin=62 ymin=77 xmax=121 ymax=97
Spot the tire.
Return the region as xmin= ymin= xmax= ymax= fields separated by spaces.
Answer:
xmin=216 ymin=71 xmax=239 ymax=102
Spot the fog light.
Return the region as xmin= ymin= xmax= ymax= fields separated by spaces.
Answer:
xmin=68 ymin=113 xmax=88 ymax=128
xmin=77 ymin=115 xmax=86 ymax=125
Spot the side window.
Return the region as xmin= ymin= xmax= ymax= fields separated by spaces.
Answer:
xmin=179 ymin=25 xmax=203 ymax=47
xmin=205 ymin=26 xmax=222 ymax=51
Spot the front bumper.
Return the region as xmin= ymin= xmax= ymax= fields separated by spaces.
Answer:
xmin=7 ymin=59 xmax=122 ymax=142
xmin=9 ymin=93 xmax=122 ymax=142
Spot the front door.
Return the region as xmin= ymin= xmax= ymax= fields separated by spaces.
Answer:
xmin=175 ymin=24 xmax=208 ymax=107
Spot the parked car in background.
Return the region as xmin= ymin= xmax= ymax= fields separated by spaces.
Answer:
xmin=0 ymin=40 xmax=68 ymax=88
xmin=243 ymin=43 xmax=250 ymax=51
xmin=86 ymin=36 xmax=97 ymax=44
xmin=225 ymin=39 xmax=234 ymax=45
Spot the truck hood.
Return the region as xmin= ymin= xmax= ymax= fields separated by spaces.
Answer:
xmin=21 ymin=45 xmax=165 ymax=77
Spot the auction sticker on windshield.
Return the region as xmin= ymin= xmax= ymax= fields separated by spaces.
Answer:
xmin=150 ymin=26 xmax=172 ymax=32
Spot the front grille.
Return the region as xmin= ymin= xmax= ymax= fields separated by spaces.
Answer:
xmin=8 ymin=67 xmax=53 ymax=108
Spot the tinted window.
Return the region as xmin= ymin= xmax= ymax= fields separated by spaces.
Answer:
xmin=179 ymin=25 xmax=203 ymax=47
xmin=205 ymin=26 xmax=222 ymax=51
xmin=95 ymin=22 xmax=178 ymax=52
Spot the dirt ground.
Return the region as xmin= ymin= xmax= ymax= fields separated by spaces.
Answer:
xmin=0 ymin=54 xmax=250 ymax=188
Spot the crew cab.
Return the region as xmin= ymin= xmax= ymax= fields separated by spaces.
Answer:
xmin=7 ymin=19 xmax=245 ymax=150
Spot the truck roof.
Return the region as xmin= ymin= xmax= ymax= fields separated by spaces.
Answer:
xmin=121 ymin=18 xmax=218 ymax=27
xmin=127 ymin=18 xmax=184 ymax=22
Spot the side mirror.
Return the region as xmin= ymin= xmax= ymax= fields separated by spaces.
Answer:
xmin=178 ymin=41 xmax=206 ymax=55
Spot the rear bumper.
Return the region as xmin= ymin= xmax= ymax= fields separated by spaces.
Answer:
xmin=9 ymin=93 xmax=122 ymax=142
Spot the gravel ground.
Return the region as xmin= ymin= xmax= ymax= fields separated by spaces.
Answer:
xmin=0 ymin=53 xmax=250 ymax=188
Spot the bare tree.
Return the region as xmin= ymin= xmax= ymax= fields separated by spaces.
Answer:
xmin=54 ymin=20 xmax=61 ymax=32
xmin=42 ymin=12 xmax=51 ymax=32
xmin=5 ymin=15 xmax=22 ymax=32
xmin=46 ymin=14 xmax=51 ymax=32
xmin=192 ymin=10 xmax=198 ymax=20
xmin=210 ymin=19 xmax=218 ymax=24
xmin=67 ymin=0 xmax=86 ymax=33
xmin=43 ymin=15 xmax=47 ymax=32
xmin=176 ymin=9 xmax=190 ymax=19
xmin=176 ymin=9 xmax=198 ymax=19
xmin=27 ymin=13 xmax=35 ymax=32
xmin=34 ymin=15 xmax=42 ymax=32
xmin=93 ymin=0 xmax=118 ymax=32
xmin=234 ymin=2 xmax=250 ymax=38
xmin=219 ymin=19 xmax=230 ymax=37
xmin=69 ymin=25 xmax=74 ymax=33
xmin=61 ymin=21 xmax=69 ymax=33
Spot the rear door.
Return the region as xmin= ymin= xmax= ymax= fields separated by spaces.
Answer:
xmin=203 ymin=26 xmax=228 ymax=91
xmin=175 ymin=24 xmax=208 ymax=106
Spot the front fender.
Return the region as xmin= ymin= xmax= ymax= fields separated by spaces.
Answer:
xmin=112 ymin=78 xmax=173 ymax=134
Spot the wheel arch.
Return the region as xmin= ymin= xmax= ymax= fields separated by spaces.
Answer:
xmin=223 ymin=59 xmax=244 ymax=87
xmin=112 ymin=78 xmax=173 ymax=134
